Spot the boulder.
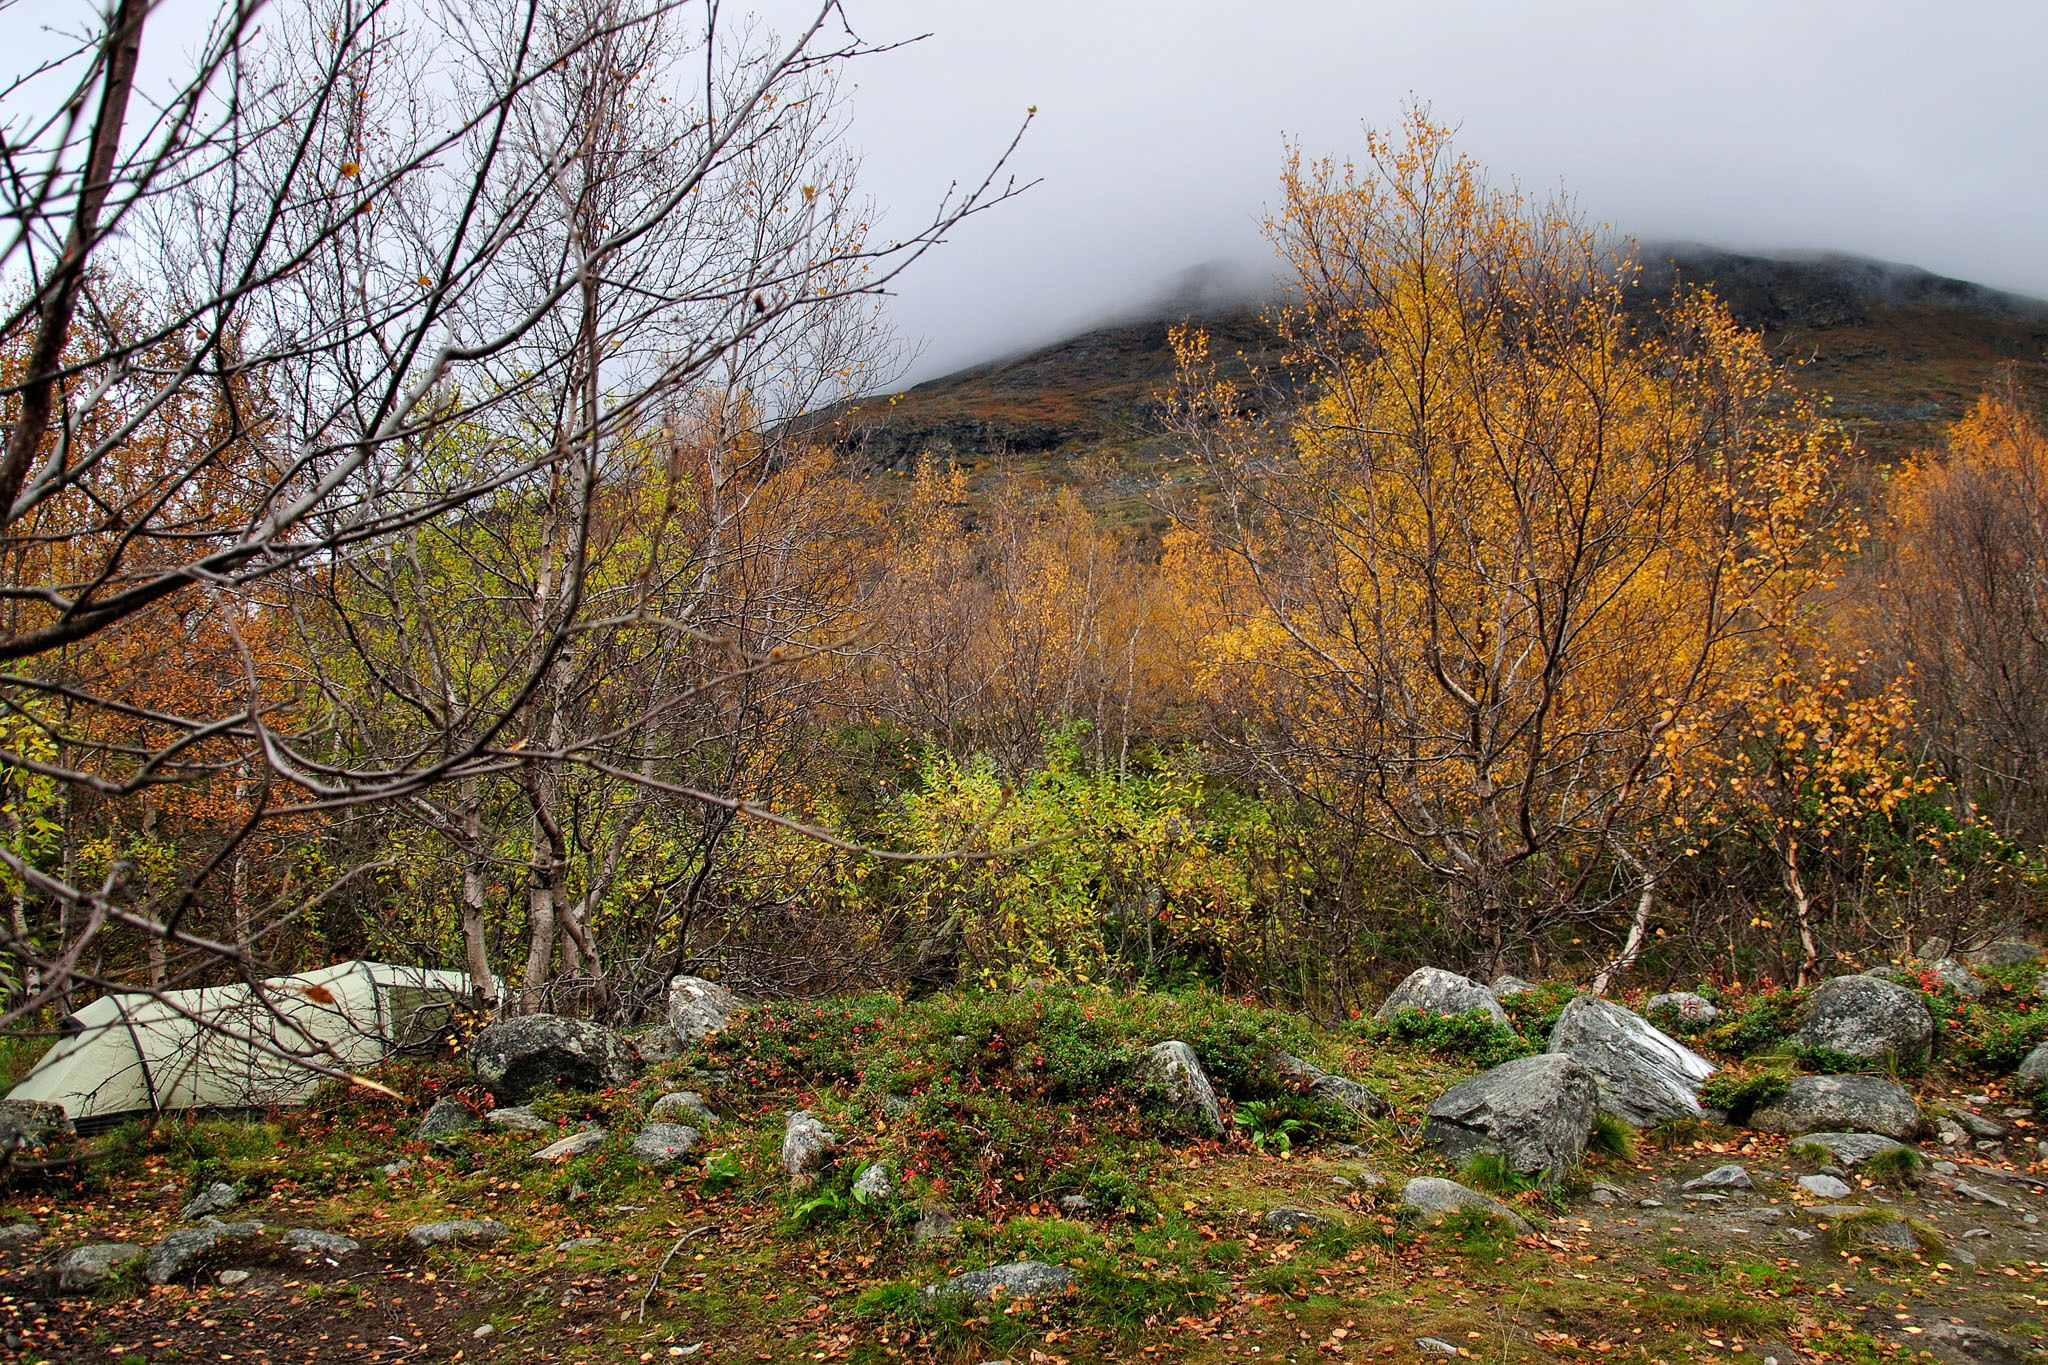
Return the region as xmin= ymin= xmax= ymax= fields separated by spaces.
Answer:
xmin=1548 ymin=996 xmax=1713 ymax=1128
xmin=0 ymin=1099 xmax=73 ymax=1157
xmin=781 ymin=1110 xmax=837 ymax=1186
xmin=284 ymin=1228 xmax=361 ymax=1259
xmin=666 ymin=976 xmax=737 ymax=1045
xmin=1398 ymin=1177 xmax=1532 ymax=1234
xmin=531 ymin=1129 xmax=607 ymax=1162
xmin=649 ymin=1091 xmax=719 ymax=1126
xmin=0 ymin=1222 xmax=41 ymax=1248
xmin=1270 ymin=1051 xmax=1390 ymax=1119
xmin=1261 ymin=1207 xmax=1331 ymax=1234
xmin=418 ymin=1097 xmax=475 ymax=1139
xmin=853 ymin=1163 xmax=895 ymax=1202
xmin=485 ymin=1106 xmax=554 ymax=1134
xmin=1750 ymin=1074 xmax=1922 ymax=1140
xmin=630 ymin=1122 xmax=699 ymax=1168
xmin=1965 ymin=940 xmax=2040 ymax=968
xmin=180 ymin=1181 xmax=239 ymax=1220
xmin=1376 ymin=968 xmax=1507 ymax=1025
xmin=471 ymin=1014 xmax=637 ymax=1104
xmin=1791 ymin=975 xmax=1934 ymax=1068
xmin=1422 ymin=1053 xmax=1598 ymax=1184
xmin=1136 ymin=1040 xmax=1223 ymax=1134
xmin=1913 ymin=935 xmax=1951 ymax=962
xmin=46 ymin=1242 xmax=143 ymax=1293
xmin=925 ymin=1260 xmax=1076 ymax=1301
xmin=146 ymin=1219 xmax=265 ymax=1285
xmin=1645 ymin=992 xmax=1720 ymax=1024
xmin=2016 ymin=1042 xmax=2048 ymax=1092
xmin=1492 ymin=975 xmax=1536 ymax=998
xmin=406 ymin=1218 xmax=510 ymax=1249
xmin=1797 ymin=1132 xmax=1912 ymax=1167
xmin=1929 ymin=958 xmax=1988 ymax=1000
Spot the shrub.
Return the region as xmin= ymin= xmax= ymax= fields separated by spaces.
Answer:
xmin=1370 ymin=1007 xmax=1534 ymax=1069
xmin=1861 ymin=1146 xmax=1922 ymax=1189
xmin=1697 ymin=988 xmax=1807 ymax=1057
xmin=1696 ymin=1062 xmax=1791 ymax=1122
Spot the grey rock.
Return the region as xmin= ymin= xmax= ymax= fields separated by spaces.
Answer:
xmin=1923 ymin=1320 xmax=2029 ymax=1365
xmin=1354 ymin=1168 xmax=1388 ymax=1188
xmin=630 ymin=1122 xmax=699 ymax=1168
xmin=216 ymin=1269 xmax=251 ymax=1286
xmin=1965 ymin=940 xmax=2041 ymax=968
xmin=417 ymin=1097 xmax=475 ymax=1140
xmin=1797 ymin=1132 xmax=1911 ymax=1166
xmin=1416 ymin=1339 xmax=1462 ymax=1357
xmin=648 ymin=1091 xmax=718 ymax=1126
xmin=1136 ymin=1040 xmax=1222 ymax=1134
xmin=1791 ymin=974 xmax=1934 ymax=1068
xmin=180 ymin=1181 xmax=238 ymax=1220
xmin=1058 ymin=1194 xmax=1094 ymax=1214
xmin=1548 ymin=996 xmax=1714 ymax=1127
xmin=1645 ymin=992 xmax=1720 ymax=1024
xmin=471 ymin=1014 xmax=637 ymax=1104
xmin=1750 ymin=1074 xmax=1922 ymax=1140
xmin=1780 ymin=1227 xmax=1814 ymax=1242
xmin=666 ymin=976 xmax=738 ymax=1045
xmin=1953 ymin=1181 xmax=2011 ymax=1209
xmin=0 ymin=1222 xmax=41 ymax=1248
xmin=1399 ymin=1176 xmax=1532 ymax=1234
xmin=406 ymin=1218 xmax=510 ymax=1249
xmin=1261 ymin=1207 xmax=1331 ymax=1234
xmin=146 ymin=1218 xmax=265 ymax=1285
xmin=556 ymin=1236 xmax=602 ymax=1251
xmin=380 ymin=1160 xmax=412 ymax=1177
xmin=1797 ymin=1174 xmax=1853 ymax=1199
xmin=1950 ymin=1108 xmax=2009 ymax=1140
xmin=1492 ymin=976 xmax=1536 ymax=997
xmin=1422 ymin=1052 xmax=1598 ymax=1185
xmin=1683 ymin=1191 xmax=1728 ymax=1203
xmin=926 ymin=1260 xmax=1076 ymax=1301
xmin=1589 ymin=1182 xmax=1628 ymax=1205
xmin=284 ymin=1228 xmax=361 ymax=1258
xmin=1914 ymin=935 xmax=1951 ymax=963
xmin=1933 ymin=1159 xmax=1961 ymax=1174
xmin=913 ymin=1204 xmax=959 ymax=1243
xmin=1376 ymin=967 xmax=1508 ymax=1026
xmin=1936 ymin=1115 xmax=1970 ymax=1146
xmin=1929 ymin=958 xmax=1988 ymax=1000
xmin=1638 ymin=1197 xmax=1665 ymax=1208
xmin=853 ymin=1163 xmax=895 ymax=1202
xmin=0 ymin=1099 xmax=73 ymax=1157
xmin=46 ymin=1243 xmax=143 ymax=1293
xmin=781 ymin=1110 xmax=837 ymax=1185
xmin=629 ymin=1025 xmax=681 ymax=1063
xmin=1683 ymin=1164 xmax=1753 ymax=1191
xmin=532 ymin=1128 xmax=608 ymax=1162
xmin=486 ymin=1105 xmax=554 ymax=1134
xmin=1270 ymin=1050 xmax=1390 ymax=1119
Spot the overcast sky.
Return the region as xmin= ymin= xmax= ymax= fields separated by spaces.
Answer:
xmin=749 ymin=0 xmax=2048 ymax=383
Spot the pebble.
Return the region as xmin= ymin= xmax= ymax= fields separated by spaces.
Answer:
xmin=2026 ymin=1213 xmax=2040 ymax=1225
xmin=380 ymin=1161 xmax=411 ymax=1177
xmin=216 ymin=1269 xmax=250 ymax=1286
xmin=1415 ymin=1340 xmax=1460 ymax=1357
xmin=473 ymin=1324 xmax=496 ymax=1340
xmin=1638 ymin=1197 xmax=1664 ymax=1208
xmin=1962 ymin=1228 xmax=1992 ymax=1239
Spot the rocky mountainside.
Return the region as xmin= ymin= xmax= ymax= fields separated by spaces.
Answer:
xmin=802 ymin=248 xmax=2048 ymax=519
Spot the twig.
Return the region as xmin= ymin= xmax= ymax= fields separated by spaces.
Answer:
xmin=638 ymin=1222 xmax=718 ymax=1322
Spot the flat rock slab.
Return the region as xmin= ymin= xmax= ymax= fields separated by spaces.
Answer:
xmin=1400 ymin=1176 xmax=1533 ymax=1234
xmin=406 ymin=1218 xmax=510 ymax=1249
xmin=1798 ymin=1174 xmax=1853 ymax=1199
xmin=486 ymin=1106 xmax=557 ymax=1134
xmin=1682 ymin=1164 xmax=1753 ymax=1191
xmin=1376 ymin=967 xmax=1507 ymax=1025
xmin=284 ymin=1228 xmax=361 ymax=1258
xmin=1549 ymin=995 xmax=1713 ymax=1128
xmin=925 ymin=1260 xmax=1077 ymax=1301
xmin=1751 ymin=1074 xmax=1922 ymax=1140
xmin=1422 ymin=1052 xmax=1598 ymax=1184
xmin=630 ymin=1122 xmax=699 ymax=1168
xmin=46 ymin=1243 xmax=143 ymax=1293
xmin=1797 ymin=1132 xmax=1912 ymax=1166
xmin=1262 ymin=1207 xmax=1332 ymax=1234
xmin=532 ymin=1128 xmax=608 ymax=1162
xmin=147 ymin=1219 xmax=266 ymax=1285
xmin=0 ymin=1223 xmax=41 ymax=1247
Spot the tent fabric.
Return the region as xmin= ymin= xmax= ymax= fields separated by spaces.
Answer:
xmin=6 ymin=960 xmax=471 ymax=1127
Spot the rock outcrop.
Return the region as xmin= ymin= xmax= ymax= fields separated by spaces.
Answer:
xmin=1548 ymin=996 xmax=1713 ymax=1127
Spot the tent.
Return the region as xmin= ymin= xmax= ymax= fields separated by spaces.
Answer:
xmin=6 ymin=960 xmax=472 ymax=1130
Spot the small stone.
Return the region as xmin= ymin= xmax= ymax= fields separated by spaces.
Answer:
xmin=46 ymin=1243 xmax=143 ymax=1292
xmin=1416 ymin=1339 xmax=1461 ymax=1357
xmin=405 ymin=1219 xmax=510 ymax=1249
xmin=1962 ymin=1227 xmax=1993 ymax=1238
xmin=1058 ymin=1194 xmax=1094 ymax=1214
xmin=1354 ymin=1168 xmax=1388 ymax=1188
xmin=924 ymin=1260 xmax=1076 ymax=1301
xmin=1798 ymin=1174 xmax=1852 ymax=1199
xmin=380 ymin=1160 xmax=412 ymax=1177
xmin=532 ymin=1128 xmax=607 ymax=1162
xmin=181 ymin=1182 xmax=238 ymax=1220
xmin=556 ymin=1236 xmax=602 ymax=1251
xmin=1329 ymin=1175 xmax=1355 ymax=1190
xmin=474 ymin=1323 xmax=497 ymax=1339
xmin=1262 ymin=1207 xmax=1331 ymax=1234
xmin=1682 ymin=1164 xmax=1753 ymax=1191
xmin=486 ymin=1106 xmax=554 ymax=1134
xmin=1638 ymin=1197 xmax=1665 ymax=1208
xmin=284 ymin=1228 xmax=361 ymax=1259
xmin=1954 ymin=1181 xmax=2011 ymax=1209
xmin=216 ymin=1269 xmax=250 ymax=1286
xmin=914 ymin=1205 xmax=959 ymax=1244
xmin=1590 ymin=1182 xmax=1627 ymax=1205
xmin=146 ymin=1219 xmax=265 ymax=1285
xmin=1683 ymin=1192 xmax=1728 ymax=1203
xmin=630 ymin=1122 xmax=699 ymax=1169
xmin=648 ymin=1092 xmax=718 ymax=1126
xmin=1780 ymin=1227 xmax=1813 ymax=1243
xmin=881 ymin=1094 xmax=912 ymax=1118
xmin=0 ymin=1223 xmax=42 ymax=1247
xmin=2025 ymin=1212 xmax=2040 ymax=1225
xmin=853 ymin=1163 xmax=895 ymax=1202
xmin=1399 ymin=1176 xmax=1532 ymax=1233
xmin=781 ymin=1110 xmax=838 ymax=1186
xmin=1932 ymin=1160 xmax=1960 ymax=1175
xmin=417 ymin=1097 xmax=475 ymax=1140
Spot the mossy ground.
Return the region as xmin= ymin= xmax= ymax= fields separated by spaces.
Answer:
xmin=1 ymin=983 xmax=2043 ymax=1364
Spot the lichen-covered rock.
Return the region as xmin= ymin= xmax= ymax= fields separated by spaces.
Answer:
xmin=1791 ymin=975 xmax=1934 ymax=1068
xmin=1270 ymin=1051 xmax=1390 ymax=1119
xmin=1422 ymin=1053 xmax=1598 ymax=1185
xmin=180 ymin=1181 xmax=239 ymax=1220
xmin=666 ymin=976 xmax=737 ymax=1045
xmin=2017 ymin=1042 xmax=2048 ymax=1092
xmin=1798 ymin=1173 xmax=1853 ymax=1199
xmin=284 ymin=1228 xmax=361 ymax=1259
xmin=485 ymin=1105 xmax=554 ymax=1133
xmin=0 ymin=1222 xmax=41 ymax=1247
xmin=1375 ymin=968 xmax=1508 ymax=1025
xmin=925 ymin=1260 xmax=1076 ymax=1301
xmin=406 ymin=1218 xmax=509 ymax=1249
xmin=781 ymin=1110 xmax=837 ymax=1186
xmin=146 ymin=1219 xmax=265 ymax=1285
xmin=914 ymin=1204 xmax=959 ymax=1243
xmin=629 ymin=1025 xmax=681 ymax=1063
xmin=1645 ymin=992 xmax=1720 ymax=1024
xmin=853 ymin=1163 xmax=895 ymax=1202
xmin=0 ymin=1099 xmax=73 ymax=1160
xmin=471 ymin=1014 xmax=637 ymax=1104
xmin=1750 ymin=1074 xmax=1922 ymax=1140
xmin=1398 ymin=1177 xmax=1532 ymax=1234
xmin=1965 ymin=940 xmax=2040 ymax=967
xmin=418 ymin=1097 xmax=475 ymax=1139
xmin=1136 ymin=1040 xmax=1222 ymax=1134
xmin=1681 ymin=1164 xmax=1753 ymax=1191
xmin=1261 ymin=1207 xmax=1331 ymax=1234
xmin=531 ymin=1128 xmax=607 ymax=1162
xmin=1548 ymin=996 xmax=1713 ymax=1128
xmin=630 ymin=1122 xmax=699 ymax=1168
xmin=1929 ymin=958 xmax=1988 ymax=1000
xmin=1796 ymin=1131 xmax=1913 ymax=1167
xmin=649 ymin=1091 xmax=718 ymax=1126
xmin=1492 ymin=975 xmax=1535 ymax=998
xmin=45 ymin=1243 xmax=142 ymax=1293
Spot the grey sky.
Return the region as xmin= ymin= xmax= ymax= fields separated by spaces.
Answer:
xmin=758 ymin=0 xmax=2048 ymax=383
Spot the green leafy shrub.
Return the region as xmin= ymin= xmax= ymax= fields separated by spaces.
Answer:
xmin=1370 ymin=1007 xmax=1534 ymax=1069
xmin=1697 ymin=987 xmax=1807 ymax=1057
xmin=1696 ymin=1062 xmax=1791 ymax=1122
xmin=1498 ymin=980 xmax=1576 ymax=1041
